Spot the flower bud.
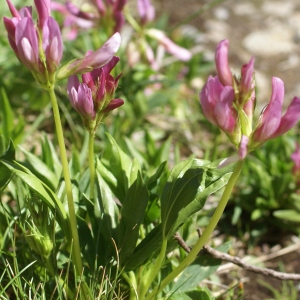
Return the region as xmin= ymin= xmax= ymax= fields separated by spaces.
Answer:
xmin=57 ymin=32 xmax=121 ymax=80
xmin=138 ymin=0 xmax=155 ymax=25
xmin=215 ymin=39 xmax=232 ymax=86
xmin=146 ymin=29 xmax=192 ymax=61
xmin=240 ymin=57 xmax=255 ymax=95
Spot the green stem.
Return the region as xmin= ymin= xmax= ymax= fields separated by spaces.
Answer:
xmin=139 ymin=239 xmax=168 ymax=298
xmin=145 ymin=160 xmax=244 ymax=300
xmin=123 ymin=271 xmax=138 ymax=300
xmin=88 ymin=131 xmax=95 ymax=200
xmin=48 ymin=87 xmax=88 ymax=299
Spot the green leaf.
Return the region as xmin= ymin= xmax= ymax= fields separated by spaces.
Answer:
xmin=125 ymin=159 xmax=233 ymax=269
xmin=169 ymin=293 xmax=192 ymax=300
xmin=0 ymin=159 xmax=71 ymax=241
xmin=161 ymin=158 xmax=232 ymax=238
xmin=0 ymin=88 xmax=14 ymax=137
xmin=119 ymin=172 xmax=149 ymax=265
xmin=97 ymin=159 xmax=122 ymax=200
xmin=186 ymin=288 xmax=215 ymax=300
xmin=154 ymin=136 xmax=172 ymax=167
xmin=146 ymin=161 xmax=167 ymax=190
xmin=41 ymin=134 xmax=62 ymax=178
xmin=171 ymin=242 xmax=230 ymax=293
xmin=95 ymin=170 xmax=120 ymax=243
xmin=19 ymin=146 xmax=59 ymax=191
xmin=101 ymin=133 xmax=133 ymax=201
xmin=0 ymin=88 xmax=24 ymax=144
xmin=129 ymin=158 xmax=141 ymax=186
xmin=70 ymin=146 xmax=81 ymax=178
xmin=273 ymin=209 xmax=300 ymax=222
xmin=0 ymin=140 xmax=15 ymax=188
xmin=124 ymin=225 xmax=162 ymax=270
xmin=124 ymin=136 xmax=147 ymax=167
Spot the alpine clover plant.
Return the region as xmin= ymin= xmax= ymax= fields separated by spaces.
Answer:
xmin=2 ymin=0 xmax=300 ymax=299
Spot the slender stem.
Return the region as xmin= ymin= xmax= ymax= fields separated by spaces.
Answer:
xmin=89 ymin=131 xmax=96 ymax=199
xmin=139 ymin=239 xmax=168 ymax=298
xmin=123 ymin=271 xmax=138 ymax=300
xmin=48 ymin=87 xmax=88 ymax=298
xmin=145 ymin=160 xmax=244 ymax=300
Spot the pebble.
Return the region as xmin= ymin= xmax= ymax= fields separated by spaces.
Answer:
xmin=243 ymin=24 xmax=295 ymax=56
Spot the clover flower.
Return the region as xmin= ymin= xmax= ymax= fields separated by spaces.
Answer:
xmin=200 ymin=39 xmax=300 ymax=159
xmin=4 ymin=0 xmax=63 ymax=85
xmin=67 ymin=55 xmax=124 ymax=132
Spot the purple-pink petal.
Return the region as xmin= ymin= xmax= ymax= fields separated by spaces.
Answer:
xmin=57 ymin=32 xmax=121 ymax=79
xmin=252 ymin=77 xmax=284 ymax=142
xmin=77 ymin=84 xmax=95 ymax=119
xmin=42 ymin=17 xmax=63 ymax=70
xmin=80 ymin=32 xmax=121 ymax=69
xmin=199 ymin=76 xmax=224 ymax=126
xmin=6 ymin=0 xmax=21 ymax=18
xmin=214 ymin=86 xmax=236 ymax=133
xmin=34 ymin=0 xmax=50 ymax=29
xmin=113 ymin=0 xmax=127 ymax=12
xmin=146 ymin=29 xmax=192 ymax=61
xmin=104 ymin=98 xmax=124 ymax=113
xmin=291 ymin=143 xmax=300 ymax=173
xmin=215 ymin=39 xmax=232 ymax=86
xmin=67 ymin=75 xmax=80 ymax=100
xmin=238 ymin=135 xmax=249 ymax=160
xmin=15 ymin=17 xmax=39 ymax=71
xmin=270 ymin=96 xmax=300 ymax=139
xmin=240 ymin=57 xmax=255 ymax=94
xmin=138 ymin=0 xmax=155 ymax=24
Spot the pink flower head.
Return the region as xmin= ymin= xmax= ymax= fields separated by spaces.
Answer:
xmin=146 ymin=29 xmax=192 ymax=61
xmin=215 ymin=40 xmax=255 ymax=102
xmin=4 ymin=0 xmax=63 ymax=85
xmin=57 ymin=32 xmax=121 ymax=80
xmin=138 ymin=0 xmax=155 ymax=25
xmin=51 ymin=2 xmax=94 ymax=40
xmin=67 ymin=75 xmax=96 ymax=121
xmin=67 ymin=55 xmax=124 ymax=131
xmin=81 ymin=56 xmax=122 ymax=110
xmin=55 ymin=0 xmax=127 ymax=37
xmin=200 ymin=76 xmax=240 ymax=145
xmin=252 ymin=77 xmax=300 ymax=146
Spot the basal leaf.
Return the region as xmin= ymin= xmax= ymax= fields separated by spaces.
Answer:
xmin=101 ymin=133 xmax=133 ymax=202
xmin=119 ymin=172 xmax=148 ymax=265
xmin=0 ymin=88 xmax=14 ymax=137
xmin=124 ymin=225 xmax=162 ymax=270
xmin=96 ymin=170 xmax=120 ymax=243
xmin=0 ymin=159 xmax=71 ymax=241
xmin=19 ymin=146 xmax=59 ymax=191
xmin=161 ymin=158 xmax=211 ymax=237
xmin=0 ymin=140 xmax=15 ymax=188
